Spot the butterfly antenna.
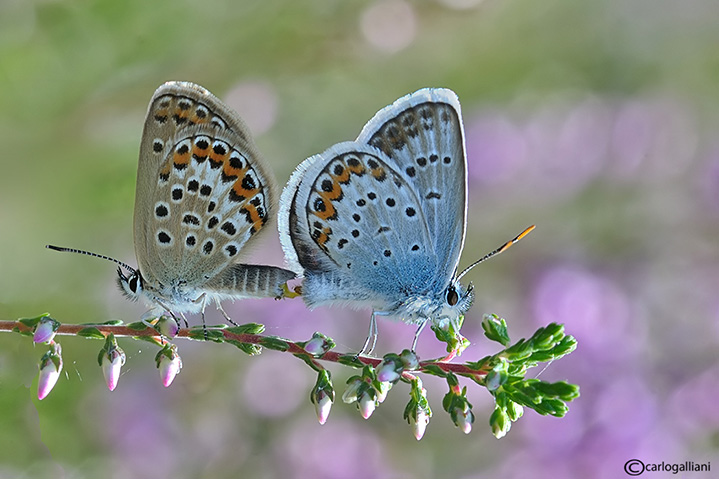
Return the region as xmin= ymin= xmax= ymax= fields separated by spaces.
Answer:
xmin=46 ymin=245 xmax=137 ymax=274
xmin=456 ymin=225 xmax=535 ymax=281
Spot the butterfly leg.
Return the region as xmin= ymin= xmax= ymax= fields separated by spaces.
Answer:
xmin=410 ymin=320 xmax=429 ymax=353
xmin=215 ymin=300 xmax=239 ymax=326
xmin=358 ymin=311 xmax=386 ymax=357
xmin=197 ymin=293 xmax=209 ymax=341
xmin=154 ymin=298 xmax=187 ymax=329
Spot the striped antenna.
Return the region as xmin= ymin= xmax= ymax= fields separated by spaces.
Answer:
xmin=456 ymin=225 xmax=535 ymax=281
xmin=46 ymin=245 xmax=136 ymax=274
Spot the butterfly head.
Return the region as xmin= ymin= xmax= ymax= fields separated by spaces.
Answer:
xmin=439 ymin=278 xmax=474 ymax=321
xmin=116 ymin=267 xmax=144 ymax=302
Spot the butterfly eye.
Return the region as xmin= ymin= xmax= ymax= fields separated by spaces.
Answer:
xmin=447 ymin=286 xmax=459 ymax=306
xmin=128 ymin=275 xmax=139 ymax=293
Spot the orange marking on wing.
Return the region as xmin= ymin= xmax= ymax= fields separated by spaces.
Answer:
xmin=224 ymin=163 xmax=247 ymax=180
xmin=370 ymin=166 xmax=386 ymax=180
xmin=192 ymin=141 xmax=209 ymax=153
xmin=209 ymin=148 xmax=231 ymax=166
xmin=331 ymin=165 xmax=351 ymax=184
xmin=172 ymin=106 xmax=190 ymax=123
xmin=322 ymin=180 xmax=343 ymax=201
xmin=173 ymin=148 xmax=191 ymax=167
xmin=316 ymin=227 xmax=332 ymax=249
xmin=243 ymin=204 xmax=266 ymax=233
xmin=191 ymin=143 xmax=208 ymax=162
xmin=312 ymin=197 xmax=337 ymax=221
xmin=154 ymin=107 xmax=169 ymax=120
xmin=346 ymin=162 xmax=366 ymax=176
xmin=159 ymin=163 xmax=171 ymax=179
xmin=190 ymin=110 xmax=210 ymax=124
xmin=231 ymin=180 xmax=260 ymax=200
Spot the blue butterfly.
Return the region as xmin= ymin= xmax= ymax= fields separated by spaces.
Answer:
xmin=279 ymin=88 xmax=532 ymax=353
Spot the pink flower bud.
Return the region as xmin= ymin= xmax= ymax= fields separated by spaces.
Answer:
xmin=358 ymin=393 xmax=376 ymax=419
xmin=303 ymin=337 xmax=327 ymax=356
xmin=102 ymin=348 xmax=125 ymax=391
xmin=455 ymin=406 xmax=473 ymax=434
xmin=158 ymin=350 xmax=182 ymax=387
xmin=37 ymin=345 xmax=63 ymax=400
xmin=33 ymin=317 xmax=59 ymax=344
xmin=314 ymin=390 xmax=332 ymax=425
xmin=155 ymin=316 xmax=179 ymax=338
xmin=376 ymin=361 xmax=401 ymax=383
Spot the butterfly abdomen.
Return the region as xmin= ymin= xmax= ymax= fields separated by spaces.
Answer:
xmin=206 ymin=264 xmax=296 ymax=298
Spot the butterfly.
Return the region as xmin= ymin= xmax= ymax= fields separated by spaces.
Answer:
xmin=278 ymin=88 xmax=533 ymax=353
xmin=48 ymin=81 xmax=296 ymax=325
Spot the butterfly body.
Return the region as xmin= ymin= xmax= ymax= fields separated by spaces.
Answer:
xmin=280 ymin=88 xmax=474 ymax=337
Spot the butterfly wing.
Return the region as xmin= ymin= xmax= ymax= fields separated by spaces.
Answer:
xmin=136 ymin=82 xmax=293 ymax=300
xmin=357 ymin=88 xmax=467 ymax=285
xmin=280 ymin=142 xmax=438 ymax=309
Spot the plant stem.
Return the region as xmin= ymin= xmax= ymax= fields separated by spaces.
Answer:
xmin=1 ymin=319 xmax=490 ymax=378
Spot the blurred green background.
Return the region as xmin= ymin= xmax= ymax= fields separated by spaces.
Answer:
xmin=1 ymin=0 xmax=719 ymax=477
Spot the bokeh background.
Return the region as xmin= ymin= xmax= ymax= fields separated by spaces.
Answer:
xmin=1 ymin=0 xmax=718 ymax=477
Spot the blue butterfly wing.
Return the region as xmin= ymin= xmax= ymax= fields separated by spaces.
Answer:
xmin=357 ymin=88 xmax=467 ymax=290
xmin=280 ymin=142 xmax=437 ymax=310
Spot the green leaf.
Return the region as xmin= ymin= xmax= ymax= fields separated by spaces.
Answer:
xmin=490 ymin=408 xmax=510 ymax=439
xmin=133 ymin=335 xmax=165 ymax=347
xmin=421 ymin=364 xmax=449 ymax=378
xmin=430 ymin=318 xmax=469 ymax=354
xmin=337 ymin=354 xmax=365 ymax=368
xmin=502 ymin=338 xmax=533 ymax=361
xmin=226 ymin=339 xmax=262 ymax=356
xmin=502 ymin=383 xmax=542 ymax=406
xmin=126 ymin=321 xmax=152 ymax=331
xmin=80 ymin=320 xmax=124 ymax=326
xmin=532 ymin=323 xmax=564 ymax=350
xmin=529 ymin=380 xmax=580 ymax=400
xmin=293 ymin=353 xmax=324 ymax=372
xmin=465 ymin=355 xmax=493 ymax=372
xmin=259 ymin=336 xmax=290 ymax=351
xmin=225 ymin=323 xmax=266 ymax=335
xmin=77 ymin=327 xmax=105 ymax=339
xmin=529 ymin=398 xmax=568 ymax=417
xmin=481 ymin=314 xmax=511 ymax=346
xmin=18 ymin=313 xmax=50 ymax=328
xmin=549 ymin=335 xmax=577 ymax=358
xmin=187 ymin=328 xmax=225 ymax=342
xmin=506 ymin=399 xmax=524 ymax=421
xmin=525 ymin=350 xmax=555 ymax=363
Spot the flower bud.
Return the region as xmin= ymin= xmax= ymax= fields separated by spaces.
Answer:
xmin=454 ymin=405 xmax=474 ymax=434
xmin=412 ymin=410 xmax=430 ymax=440
xmin=101 ymin=348 xmax=126 ymax=392
xmin=156 ymin=345 xmax=182 ymax=387
xmin=310 ymin=370 xmax=334 ymax=425
xmin=358 ymin=392 xmax=376 ymax=419
xmin=342 ymin=377 xmax=364 ymax=404
xmin=490 ymin=408 xmax=510 ymax=439
xmin=37 ymin=344 xmax=63 ymax=400
xmin=376 ymin=380 xmax=392 ymax=404
xmin=303 ymin=333 xmax=334 ymax=356
xmin=313 ymin=390 xmax=333 ymax=425
xmin=376 ymin=359 xmax=402 ymax=383
xmin=400 ymin=349 xmax=420 ymax=370
xmin=155 ymin=316 xmax=179 ymax=338
xmin=33 ymin=317 xmax=60 ymax=344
